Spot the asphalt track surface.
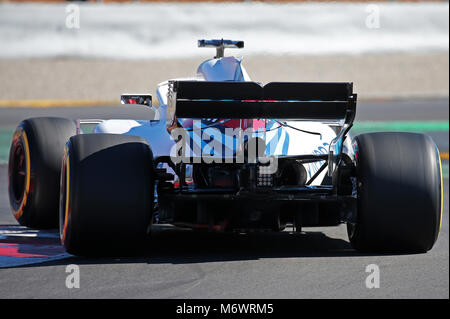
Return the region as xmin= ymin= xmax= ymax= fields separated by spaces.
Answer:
xmin=0 ymin=99 xmax=448 ymax=298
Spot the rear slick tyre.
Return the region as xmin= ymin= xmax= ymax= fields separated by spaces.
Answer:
xmin=8 ymin=117 xmax=76 ymax=228
xmin=347 ymin=132 xmax=443 ymax=253
xmin=60 ymin=134 xmax=154 ymax=256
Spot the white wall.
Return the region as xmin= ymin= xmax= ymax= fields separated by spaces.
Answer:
xmin=0 ymin=2 xmax=448 ymax=58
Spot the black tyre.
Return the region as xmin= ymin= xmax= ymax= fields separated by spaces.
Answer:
xmin=348 ymin=132 xmax=443 ymax=253
xmin=60 ymin=134 xmax=154 ymax=256
xmin=8 ymin=117 xmax=76 ymax=228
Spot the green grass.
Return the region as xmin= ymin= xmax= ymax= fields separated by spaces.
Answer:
xmin=352 ymin=121 xmax=449 ymax=134
xmin=0 ymin=127 xmax=13 ymax=164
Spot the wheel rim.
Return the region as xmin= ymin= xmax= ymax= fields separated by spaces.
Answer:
xmin=59 ymin=147 xmax=71 ymax=244
xmin=11 ymin=142 xmax=26 ymax=204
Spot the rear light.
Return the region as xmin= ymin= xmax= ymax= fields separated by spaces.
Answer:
xmin=257 ymin=165 xmax=273 ymax=187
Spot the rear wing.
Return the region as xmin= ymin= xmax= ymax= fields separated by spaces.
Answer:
xmin=167 ymin=80 xmax=356 ymax=123
xmin=167 ymin=80 xmax=357 ymax=177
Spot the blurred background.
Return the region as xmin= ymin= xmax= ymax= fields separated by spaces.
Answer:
xmin=0 ymin=0 xmax=448 ymax=164
xmin=0 ymin=0 xmax=448 ymax=100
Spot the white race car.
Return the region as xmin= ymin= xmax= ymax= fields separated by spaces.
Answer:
xmin=8 ymin=40 xmax=443 ymax=256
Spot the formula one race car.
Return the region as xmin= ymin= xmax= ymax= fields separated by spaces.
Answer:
xmin=8 ymin=40 xmax=443 ymax=256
